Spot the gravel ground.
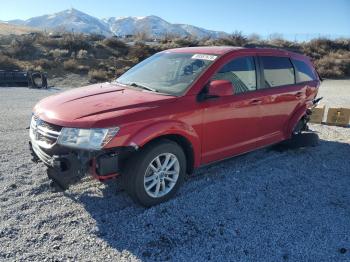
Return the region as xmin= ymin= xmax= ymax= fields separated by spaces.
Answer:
xmin=49 ymin=73 xmax=90 ymax=88
xmin=318 ymin=79 xmax=350 ymax=108
xmin=0 ymin=80 xmax=349 ymax=261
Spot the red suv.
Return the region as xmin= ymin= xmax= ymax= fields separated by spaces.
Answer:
xmin=29 ymin=46 xmax=320 ymax=206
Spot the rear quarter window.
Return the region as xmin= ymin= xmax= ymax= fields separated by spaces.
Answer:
xmin=260 ymin=56 xmax=295 ymax=88
xmin=293 ymin=59 xmax=317 ymax=83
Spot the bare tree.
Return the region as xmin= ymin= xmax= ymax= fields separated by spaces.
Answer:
xmin=268 ymin=33 xmax=284 ymax=41
xmin=247 ymin=33 xmax=261 ymax=42
xmin=135 ymin=23 xmax=152 ymax=41
xmin=229 ymin=31 xmax=248 ymax=46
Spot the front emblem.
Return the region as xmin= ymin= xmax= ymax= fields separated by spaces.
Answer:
xmin=36 ymin=119 xmax=43 ymax=127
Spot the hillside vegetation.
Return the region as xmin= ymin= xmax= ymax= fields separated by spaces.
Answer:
xmin=0 ymin=23 xmax=40 ymax=35
xmin=0 ymin=32 xmax=349 ymax=84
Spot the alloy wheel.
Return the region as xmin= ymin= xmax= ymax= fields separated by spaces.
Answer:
xmin=143 ymin=153 xmax=180 ymax=198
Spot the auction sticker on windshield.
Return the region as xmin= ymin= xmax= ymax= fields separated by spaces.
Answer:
xmin=191 ymin=54 xmax=217 ymax=61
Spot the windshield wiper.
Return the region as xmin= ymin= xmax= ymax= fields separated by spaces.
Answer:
xmin=114 ymin=81 xmax=172 ymax=95
xmin=128 ymin=82 xmax=157 ymax=92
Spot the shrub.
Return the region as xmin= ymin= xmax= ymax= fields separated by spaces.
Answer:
xmin=38 ymin=33 xmax=91 ymax=52
xmin=302 ymin=38 xmax=341 ymax=59
xmin=37 ymin=35 xmax=61 ymax=48
xmin=115 ymin=58 xmax=135 ymax=68
xmin=174 ymin=37 xmax=199 ymax=47
xmin=1 ymin=30 xmax=350 ymax=80
xmin=33 ymin=59 xmax=54 ymax=70
xmin=247 ymin=33 xmax=262 ymax=42
xmin=0 ymin=55 xmax=20 ymax=70
xmin=63 ymin=59 xmax=80 ymax=71
xmin=59 ymin=33 xmax=91 ymax=52
xmin=6 ymin=37 xmax=36 ymax=58
xmin=115 ymin=66 xmax=130 ymax=77
xmin=88 ymin=69 xmax=110 ymax=83
xmin=49 ymin=49 xmax=70 ymax=58
xmin=206 ymin=31 xmax=248 ymax=47
xmin=103 ymin=38 xmax=127 ymax=49
xmin=76 ymin=49 xmax=88 ymax=59
xmin=87 ymin=34 xmax=105 ymax=42
xmin=128 ymin=42 xmax=158 ymax=61
xmin=63 ymin=59 xmax=90 ymax=73
xmin=315 ymin=51 xmax=350 ymax=78
xmin=228 ymin=31 xmax=248 ymax=46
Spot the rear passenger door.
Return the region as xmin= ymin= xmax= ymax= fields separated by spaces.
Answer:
xmin=254 ymin=55 xmax=301 ymax=147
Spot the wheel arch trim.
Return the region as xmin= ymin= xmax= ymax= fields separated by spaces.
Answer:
xmin=124 ymin=120 xmax=201 ymax=171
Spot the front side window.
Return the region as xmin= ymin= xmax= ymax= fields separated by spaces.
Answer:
xmin=116 ymin=52 xmax=215 ymax=95
xmin=260 ymin=56 xmax=295 ymax=88
xmin=293 ymin=59 xmax=316 ymax=83
xmin=212 ymin=56 xmax=256 ymax=94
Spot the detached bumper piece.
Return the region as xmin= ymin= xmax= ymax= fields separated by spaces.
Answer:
xmin=29 ymin=140 xmax=134 ymax=191
xmin=47 ymin=154 xmax=86 ymax=190
xmin=0 ymin=70 xmax=47 ymax=88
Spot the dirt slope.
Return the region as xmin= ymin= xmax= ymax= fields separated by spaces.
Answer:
xmin=0 ymin=22 xmax=40 ymax=35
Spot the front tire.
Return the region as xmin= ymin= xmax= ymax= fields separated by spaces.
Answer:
xmin=123 ymin=139 xmax=186 ymax=207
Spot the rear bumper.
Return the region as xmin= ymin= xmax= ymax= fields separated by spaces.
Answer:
xmin=29 ymin=140 xmax=135 ymax=189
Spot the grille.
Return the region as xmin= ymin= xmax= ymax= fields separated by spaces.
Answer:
xmin=40 ymin=120 xmax=61 ymax=132
xmin=37 ymin=133 xmax=56 ymax=144
xmin=30 ymin=115 xmax=62 ymax=149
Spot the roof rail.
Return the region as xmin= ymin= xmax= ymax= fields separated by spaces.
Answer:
xmin=243 ymin=43 xmax=303 ymax=54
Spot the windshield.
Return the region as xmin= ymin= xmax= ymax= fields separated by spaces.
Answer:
xmin=116 ymin=52 xmax=216 ymax=95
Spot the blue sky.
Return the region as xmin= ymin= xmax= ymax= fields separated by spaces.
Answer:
xmin=1 ymin=0 xmax=349 ymax=40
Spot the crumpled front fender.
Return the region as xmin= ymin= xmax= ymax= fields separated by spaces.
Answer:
xmin=122 ymin=120 xmax=201 ymax=168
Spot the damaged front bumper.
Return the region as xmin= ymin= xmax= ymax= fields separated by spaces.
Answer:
xmin=29 ymin=139 xmax=134 ymax=190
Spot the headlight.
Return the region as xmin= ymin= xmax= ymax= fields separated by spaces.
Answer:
xmin=57 ymin=127 xmax=119 ymax=150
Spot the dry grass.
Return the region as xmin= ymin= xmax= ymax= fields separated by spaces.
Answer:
xmin=0 ymin=55 xmax=20 ymax=70
xmin=128 ymin=42 xmax=159 ymax=62
xmin=315 ymin=51 xmax=350 ymax=78
xmin=63 ymin=59 xmax=89 ymax=73
xmin=49 ymin=49 xmax=70 ymax=58
xmin=102 ymin=38 xmax=127 ymax=49
xmin=0 ymin=32 xmax=349 ymax=82
xmin=32 ymin=59 xmax=54 ymax=70
xmin=63 ymin=59 xmax=80 ymax=71
xmin=88 ymin=69 xmax=110 ymax=82
xmin=37 ymin=33 xmax=90 ymax=52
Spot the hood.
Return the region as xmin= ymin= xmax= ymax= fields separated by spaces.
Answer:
xmin=34 ymin=82 xmax=177 ymax=128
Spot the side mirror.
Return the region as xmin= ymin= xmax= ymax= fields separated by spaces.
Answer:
xmin=207 ymin=80 xmax=234 ymax=98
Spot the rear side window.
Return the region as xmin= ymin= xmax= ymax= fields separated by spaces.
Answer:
xmin=213 ymin=56 xmax=256 ymax=94
xmin=260 ymin=56 xmax=295 ymax=88
xmin=293 ymin=59 xmax=316 ymax=83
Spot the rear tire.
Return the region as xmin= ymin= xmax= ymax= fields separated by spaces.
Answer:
xmin=288 ymin=132 xmax=319 ymax=148
xmin=123 ymin=139 xmax=186 ymax=207
xmin=273 ymin=132 xmax=319 ymax=151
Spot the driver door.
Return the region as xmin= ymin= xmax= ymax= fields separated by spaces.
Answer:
xmin=201 ymin=55 xmax=262 ymax=164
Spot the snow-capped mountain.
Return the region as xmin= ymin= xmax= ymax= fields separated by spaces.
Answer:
xmin=177 ymin=24 xmax=228 ymax=39
xmin=105 ymin=15 xmax=189 ymax=37
xmin=9 ymin=9 xmax=111 ymax=35
xmin=7 ymin=9 xmax=228 ymax=38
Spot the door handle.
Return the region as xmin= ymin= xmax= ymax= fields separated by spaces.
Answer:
xmin=249 ymin=99 xmax=262 ymax=105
